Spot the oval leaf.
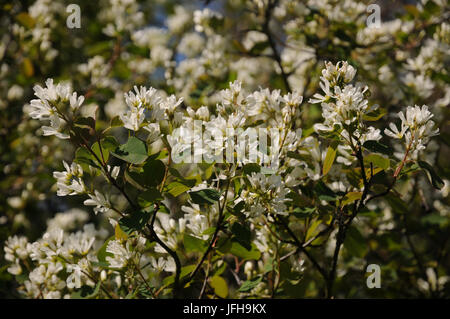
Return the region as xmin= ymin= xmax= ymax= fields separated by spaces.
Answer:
xmin=210 ymin=276 xmax=228 ymax=298
xmin=323 ymin=141 xmax=338 ymax=176
xmin=111 ymin=136 xmax=148 ymax=164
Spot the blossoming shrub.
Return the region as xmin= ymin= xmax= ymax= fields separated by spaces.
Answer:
xmin=1 ymin=0 xmax=449 ymax=298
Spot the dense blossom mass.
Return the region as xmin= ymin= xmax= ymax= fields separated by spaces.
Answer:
xmin=1 ymin=0 xmax=449 ymax=299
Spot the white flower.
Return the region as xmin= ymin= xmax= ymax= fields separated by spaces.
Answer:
xmin=321 ymin=61 xmax=356 ymax=86
xmin=106 ymin=240 xmax=133 ymax=269
xmin=69 ymin=92 xmax=84 ymax=110
xmin=417 ymin=268 xmax=449 ymax=295
xmin=107 ymin=165 xmax=120 ymax=180
xmin=246 ymin=173 xmax=291 ymax=216
xmin=53 ymin=161 xmax=86 ymax=196
xmin=120 ymin=105 xmax=145 ymax=131
xmin=66 ymin=259 xmax=93 ymax=289
xmin=280 ymin=91 xmax=303 ymax=107
xmin=4 ymin=235 xmax=29 ymax=262
xmin=384 ymin=122 xmax=407 ymax=139
xmin=46 ymin=208 xmax=89 ymax=231
xmin=193 ymin=8 xmax=223 ymax=33
xmin=399 ymin=105 xmax=434 ymax=128
xmin=394 ymin=105 xmax=439 ymax=154
xmin=154 ymin=214 xmax=183 ymax=251
xmin=33 ymin=79 xmax=71 ymax=103
xmin=41 ymin=114 xmax=69 ymax=139
xmin=149 ymin=256 xmax=167 ymax=272
xmin=29 ymin=98 xmax=55 ymax=120
xmin=160 ymin=95 xmax=183 ymax=115
xmin=124 ymin=86 xmax=161 ymax=109
xmin=7 ymin=262 xmax=23 ymax=275
xmin=144 ymin=123 xmax=161 ymax=143
xmin=28 ymin=79 xmax=84 ymax=140
xmin=186 ymin=106 xmax=210 ymax=121
xmin=402 ymin=73 xmax=434 ymax=99
xmin=131 ymin=27 xmax=168 ymax=49
xmin=309 ymin=79 xmax=333 ymax=104
xmin=182 ymin=202 xmax=215 ymax=240
xmin=83 ymin=190 xmax=110 ymax=215
xmin=7 ymin=84 xmax=24 ymax=100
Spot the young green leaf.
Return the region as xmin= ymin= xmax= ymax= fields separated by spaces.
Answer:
xmin=111 ymin=136 xmax=148 ymax=164
xmin=239 ymin=276 xmax=262 ymax=292
xmin=118 ymin=208 xmax=153 ymax=234
xmin=231 ymin=222 xmax=251 ymax=250
xmin=183 ymin=234 xmax=207 ymax=253
xmin=209 ymin=276 xmax=228 ymax=298
xmin=341 ymin=191 xmax=363 ymax=206
xmin=418 ymin=161 xmax=444 ymax=189
xmin=364 ymin=153 xmax=390 ymax=170
xmin=189 ymin=188 xmax=221 ymax=205
xmin=363 ymin=140 xmax=393 ymax=156
xmin=323 ymin=141 xmax=338 ymax=175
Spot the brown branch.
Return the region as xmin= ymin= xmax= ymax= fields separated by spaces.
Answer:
xmin=187 ymin=175 xmax=231 ymax=283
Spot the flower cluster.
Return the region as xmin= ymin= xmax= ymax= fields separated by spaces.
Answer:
xmin=2 ymin=0 xmax=448 ymax=299
xmin=385 ymin=105 xmax=439 ymax=158
xmin=28 ymin=79 xmax=84 ymax=139
xmin=4 ymin=214 xmax=107 ymax=298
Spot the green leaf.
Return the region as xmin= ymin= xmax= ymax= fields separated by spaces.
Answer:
xmin=210 ymin=276 xmax=228 ymax=298
xmin=239 ymin=276 xmax=262 ymax=292
xmin=287 ymin=151 xmax=310 ymax=162
xmin=97 ymin=236 xmax=115 ymax=264
xmin=201 ymin=227 xmax=216 ymax=236
xmin=404 ymin=4 xmax=420 ymax=18
xmin=421 ymin=214 xmax=449 ymax=227
xmin=293 ymin=207 xmax=317 ymax=219
xmin=22 ymin=58 xmax=34 ymax=77
xmin=74 ymin=147 xmax=99 ymax=169
xmin=263 ymin=258 xmax=273 ymax=274
xmin=70 ymin=126 xmax=93 ymax=145
xmin=243 ymin=163 xmax=261 ymax=175
xmin=163 ymin=265 xmax=196 ymax=287
xmin=111 ymin=136 xmax=148 ymax=164
xmin=249 ymin=41 xmax=270 ymax=55
xmin=229 ymin=241 xmax=261 ymax=260
xmin=109 ymin=116 xmax=124 ymax=128
xmin=341 ymin=191 xmax=363 ymax=206
xmin=71 ymin=282 xmax=101 ymax=299
xmin=91 ymin=136 xmax=118 ymax=164
xmin=231 ymin=200 xmax=245 ymax=217
xmin=138 ymin=188 xmax=163 ymax=207
xmin=386 ymin=194 xmax=408 ymax=214
xmin=118 ymin=208 xmax=153 ymax=234
xmin=74 ymin=117 xmax=96 ymax=130
xmin=16 ymin=12 xmax=35 ymax=29
xmin=231 ymin=223 xmax=251 ymax=250
xmin=344 ymin=226 xmax=367 ymax=258
xmin=314 ymin=181 xmax=338 ymax=202
xmin=418 ymin=161 xmax=444 ymax=189
xmin=189 ymin=188 xmax=221 ymax=205
xmin=15 ymin=273 xmax=28 ymax=285
xmin=364 ymin=153 xmax=390 ymax=170
xmin=167 ymin=181 xmax=193 ymax=197
xmin=363 ymin=140 xmax=393 ymax=156
xmin=305 ymin=219 xmax=322 ymax=241
xmin=363 ymin=108 xmax=386 ymax=121
xmin=183 ymin=234 xmax=208 ymax=253
xmin=115 ymin=224 xmax=128 ymax=241
xmin=124 ymin=169 xmax=147 ymax=191
xmin=142 ymin=160 xmax=165 ymax=187
xmin=85 ymin=41 xmax=113 ymax=56
xmin=323 ymin=141 xmax=338 ymax=175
